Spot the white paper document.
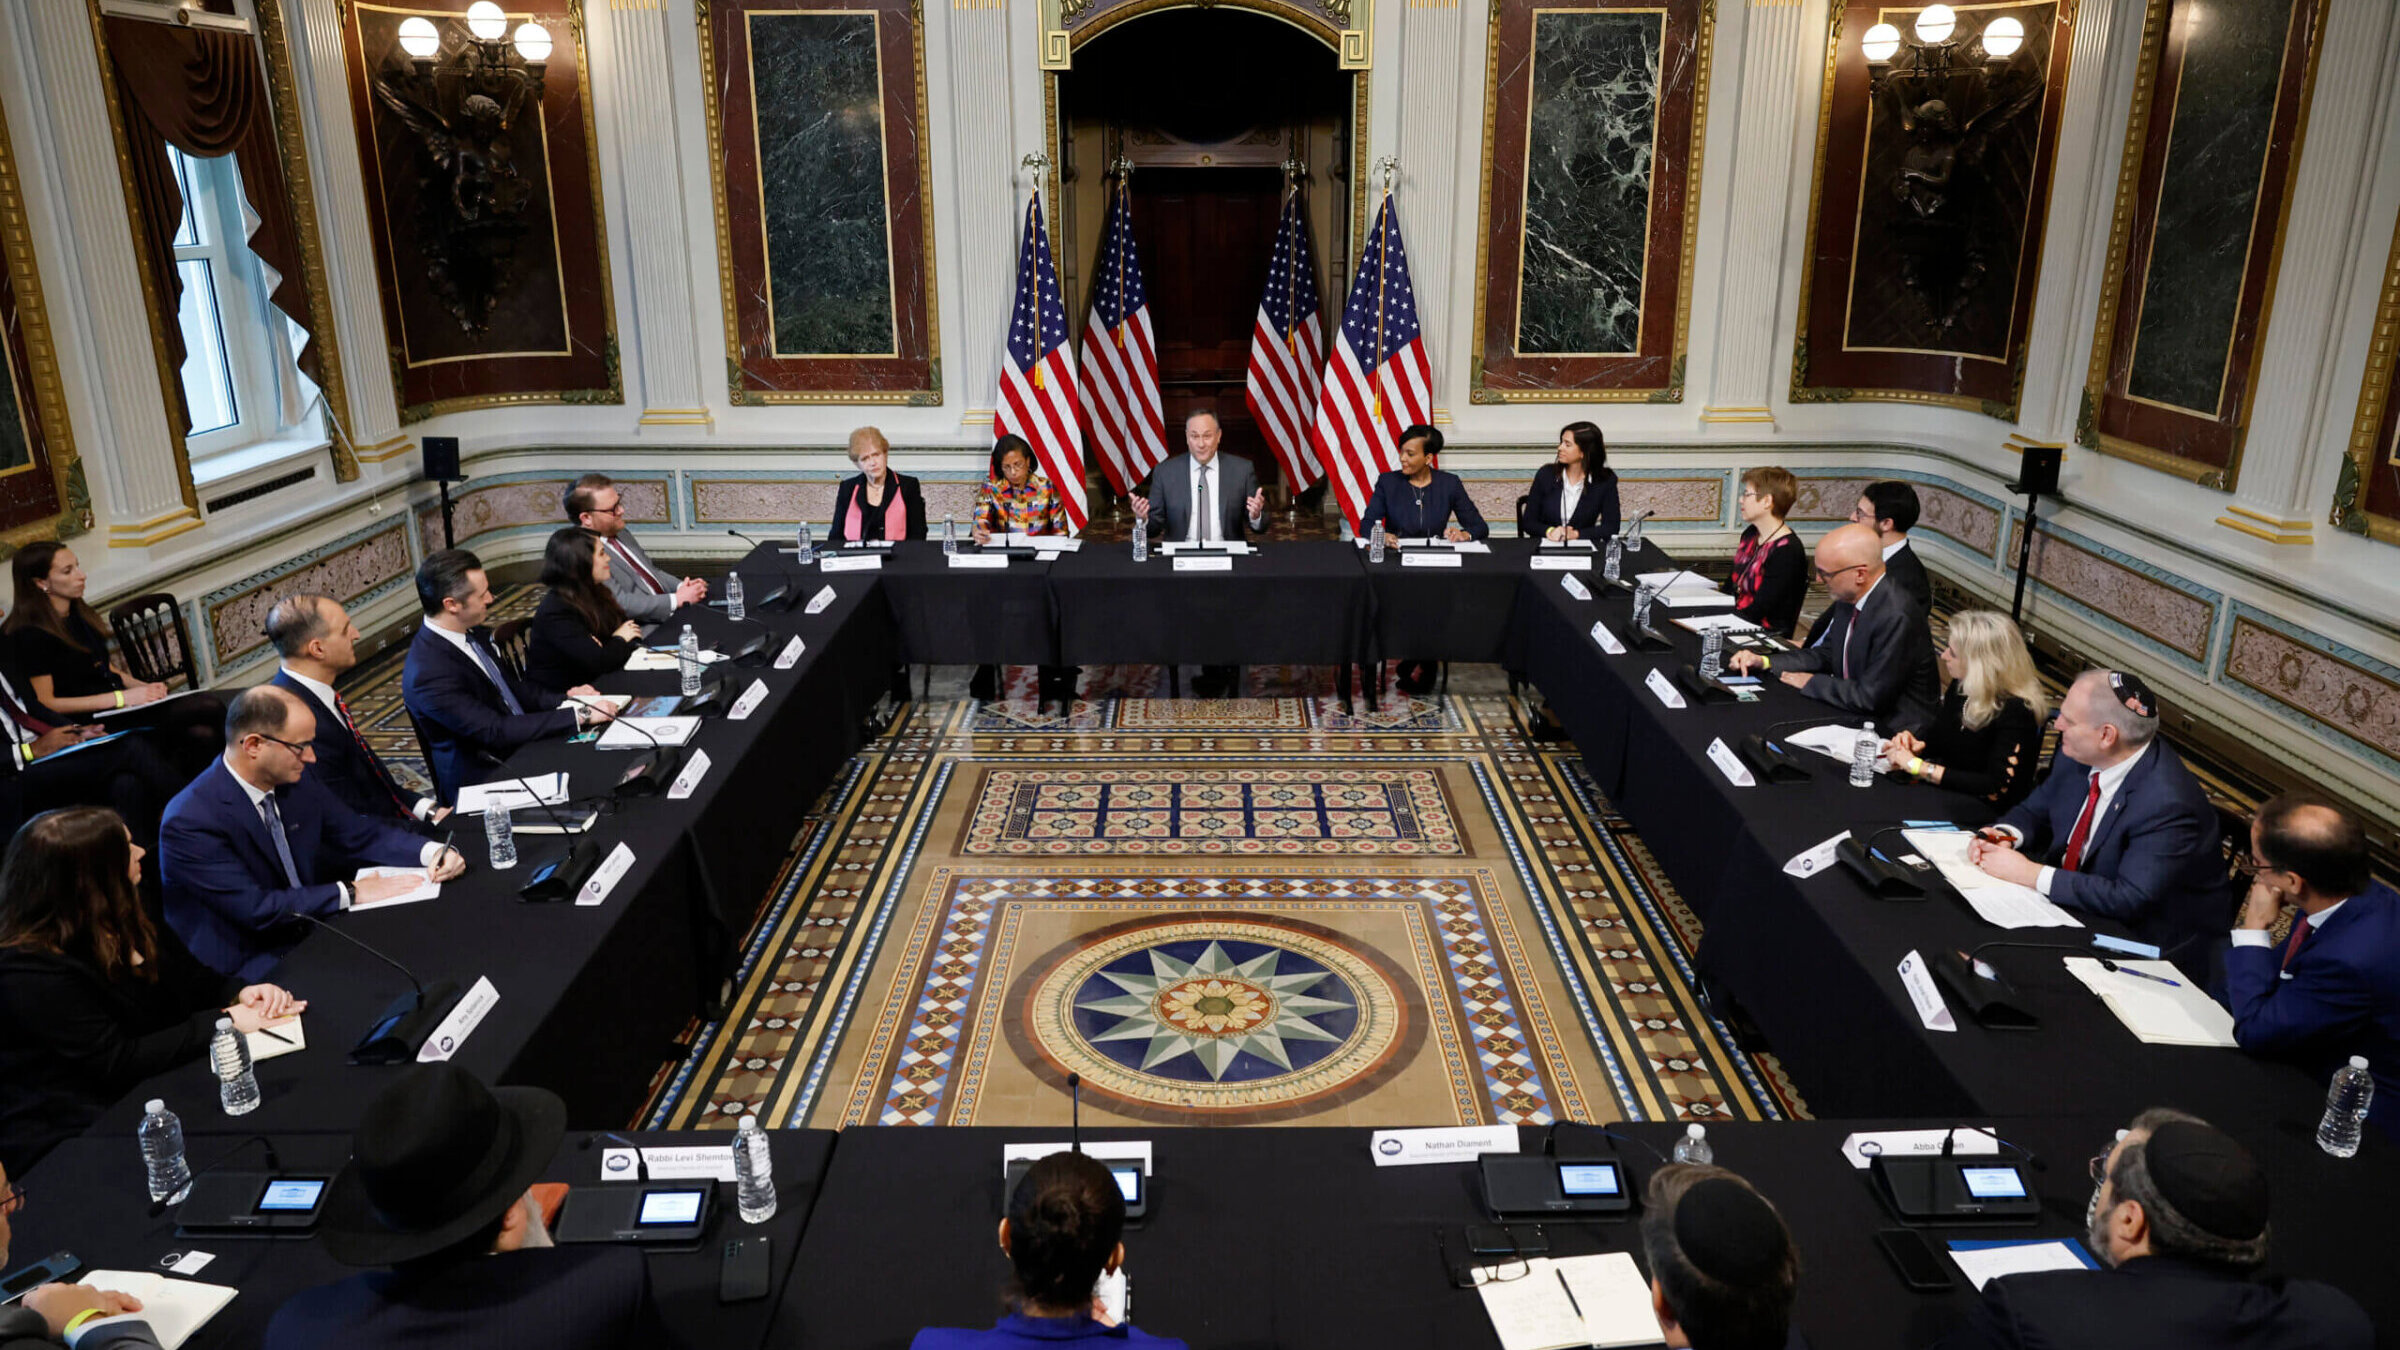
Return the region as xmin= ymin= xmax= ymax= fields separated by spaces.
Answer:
xmin=625 ymin=649 xmax=726 ymax=671
xmin=1784 ymin=723 xmax=1890 ymax=771
xmin=1477 ymin=1254 xmax=1661 ymax=1350
xmin=1160 ymin=541 xmax=1253 ymax=555
xmin=1001 ymin=532 xmax=1080 ymax=551
xmin=597 ymin=716 xmax=700 ymax=749
xmin=1947 ymin=1239 xmax=2097 ymax=1291
xmin=1659 ymin=590 xmax=1737 ymax=609
xmin=72 ymin=1272 xmax=236 ymax=1350
xmin=457 ymin=774 xmax=568 ymax=813
xmin=352 ymin=866 xmax=440 ymax=908
xmin=1900 ymin=829 xmax=2085 ymax=929
xmin=1634 ymin=570 xmax=1721 ymax=594
xmin=2064 ymin=957 xmax=2237 ymax=1046
xmin=1673 ymin=612 xmax=1762 ymax=633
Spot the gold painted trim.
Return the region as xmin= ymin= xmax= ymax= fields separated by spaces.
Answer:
xmin=1069 ymin=0 xmax=1346 ymax=54
xmin=83 ymin=2 xmax=201 ymax=516
xmin=354 ymin=434 xmax=416 ymax=463
xmin=700 ymin=0 xmax=941 ymax=404
xmin=2223 ymin=504 xmax=2309 ymax=530
xmin=747 ymin=9 xmax=904 ymax=361
xmin=638 ymin=406 xmax=717 ymax=425
xmin=0 ymin=90 xmax=90 ymax=544
xmin=106 ymin=505 xmax=206 ymax=547
xmin=1700 ymin=405 xmax=1776 ymax=423
xmin=961 ymin=408 xmax=996 ymax=426
xmin=2214 ymin=512 xmax=2311 ymax=544
xmin=2335 ymin=204 xmax=2400 ymax=545
xmin=1469 ymin=0 xmax=1710 ymax=402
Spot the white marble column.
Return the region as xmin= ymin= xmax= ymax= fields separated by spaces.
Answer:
xmin=2009 ymin=0 xmax=2126 ymax=444
xmin=941 ymin=0 xmax=1022 ymax=418
xmin=1397 ymin=0 xmax=1469 ymax=418
xmin=2214 ymin=0 xmax=2398 ymax=544
xmin=279 ymin=0 xmax=413 ymax=468
xmin=13 ymin=2 xmax=199 ymax=546
xmin=595 ymin=0 xmax=713 ymax=430
xmin=1698 ymin=0 xmax=1811 ymax=429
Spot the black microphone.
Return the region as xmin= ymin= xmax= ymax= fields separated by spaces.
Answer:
xmin=725 ymin=529 xmax=797 ymax=612
xmin=148 ymin=1135 xmax=281 ymax=1218
xmin=1962 ymin=938 xmax=2103 ymax=968
xmin=472 ymin=750 xmax=603 ymax=902
xmin=566 ymin=695 xmax=685 ymax=795
xmin=1068 ymin=1072 xmax=1082 ymax=1155
xmin=290 ymin=911 xmax=464 ymax=1064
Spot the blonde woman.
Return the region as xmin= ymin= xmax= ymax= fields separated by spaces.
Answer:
xmin=1883 ymin=610 xmax=2047 ymax=811
xmin=829 ymin=427 xmax=927 ymax=544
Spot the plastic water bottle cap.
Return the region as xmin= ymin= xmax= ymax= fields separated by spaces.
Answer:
xmin=1686 ymin=1123 xmax=1705 ymax=1139
xmin=2352 ymin=1055 xmax=2371 ymax=1069
xmin=146 ymin=1098 xmax=165 ymax=1114
xmin=215 ymin=1017 xmax=234 ymax=1031
xmin=740 ymin=1115 xmax=759 ymax=1131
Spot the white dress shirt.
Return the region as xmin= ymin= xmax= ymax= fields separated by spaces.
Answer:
xmin=1882 ymin=538 xmax=1909 ymax=562
xmin=280 ymin=665 xmax=437 ymax=820
xmin=1560 ymin=478 xmax=1585 ymax=530
xmin=1188 ymin=457 xmax=1218 ymax=543
xmin=2232 ymin=895 xmax=2349 ymax=949
xmin=1994 ymin=740 xmax=2152 ymax=897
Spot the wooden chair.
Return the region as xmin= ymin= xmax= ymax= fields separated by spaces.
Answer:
xmin=491 ymin=618 xmax=533 ymax=685
xmin=107 ymin=594 xmax=196 ymax=688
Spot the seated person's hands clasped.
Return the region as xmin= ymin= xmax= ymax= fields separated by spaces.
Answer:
xmin=227 ymin=983 xmax=306 ymax=1032
xmin=568 ymin=684 xmax=616 ymax=725
xmin=611 ymin=620 xmax=642 ymax=643
xmin=673 ymin=577 xmax=708 ymax=607
xmin=1544 ymin=525 xmax=1580 ymax=542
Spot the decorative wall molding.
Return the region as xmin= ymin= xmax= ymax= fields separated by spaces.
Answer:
xmin=2221 ymin=601 xmax=2400 ymax=776
xmin=412 ymin=471 xmax=668 ymax=559
xmin=0 ymin=90 xmax=86 ymax=543
xmin=2006 ymin=511 xmax=2220 ymax=670
xmin=1790 ymin=470 xmax=2003 ymax=559
xmin=202 ymin=515 xmax=413 ymax=676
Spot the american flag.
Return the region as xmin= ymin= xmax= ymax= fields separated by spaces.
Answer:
xmin=1078 ymin=184 xmax=1168 ymax=498
xmin=1309 ymin=195 xmax=1431 ymax=531
xmin=995 ymin=193 xmax=1088 ymax=531
xmin=1245 ymin=190 xmax=1325 ymax=493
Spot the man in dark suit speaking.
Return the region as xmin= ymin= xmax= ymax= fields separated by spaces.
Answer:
xmin=1727 ymin=523 xmax=1938 ymax=734
xmin=1130 ymin=409 xmax=1268 ymax=697
xmin=1969 ymin=668 xmax=2226 ymax=961
xmin=2228 ymin=791 xmax=2399 ymax=1133
xmin=161 ymin=686 xmax=462 ymax=981
xmin=1935 ymin=1108 xmax=2370 ymax=1349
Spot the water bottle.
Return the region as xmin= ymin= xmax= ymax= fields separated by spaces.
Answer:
xmin=1672 ymin=1123 xmax=1713 ymax=1165
xmin=943 ymin=517 xmax=958 ymax=556
xmin=1369 ymin=519 xmax=1386 ymax=564
xmin=1701 ymin=626 xmax=1724 ymax=679
xmin=1131 ymin=511 xmax=1148 ymax=563
xmin=794 ymin=522 xmax=815 ymax=566
xmin=211 ymin=1017 xmax=260 ymax=1116
xmin=1604 ymin=535 xmax=1624 ymax=584
xmin=485 ymin=801 xmax=517 ymax=870
xmin=1850 ymin=722 xmax=1879 ymax=788
xmin=1633 ymin=582 xmax=1656 ymax=632
xmin=139 ymin=1099 xmax=193 ymax=1205
xmin=733 ymin=1115 xmax=778 ymax=1223
xmin=2318 ymin=1056 xmax=2375 ymax=1157
xmin=1628 ymin=514 xmax=1646 ymax=549
xmin=726 ymin=571 xmax=745 ymax=622
xmin=678 ymin=624 xmax=702 ymax=696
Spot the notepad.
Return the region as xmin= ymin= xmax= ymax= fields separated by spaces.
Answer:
xmin=1946 ymin=1238 xmax=2098 ymax=1290
xmin=457 ymin=774 xmax=569 ymax=813
xmin=1476 ymin=1254 xmax=1661 ymax=1350
xmin=352 ymin=866 xmax=440 ymax=908
xmin=246 ymin=1014 xmax=304 ymax=1062
xmin=73 ymin=1272 xmax=237 ymax=1350
xmin=2064 ymin=957 xmax=2238 ymax=1046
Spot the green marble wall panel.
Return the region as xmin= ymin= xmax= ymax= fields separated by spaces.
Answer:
xmin=750 ymin=11 xmax=896 ymax=358
xmin=1515 ymin=11 xmax=1663 ymax=356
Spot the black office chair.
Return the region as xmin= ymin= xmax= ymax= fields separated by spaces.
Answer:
xmin=402 ymin=705 xmax=449 ymax=806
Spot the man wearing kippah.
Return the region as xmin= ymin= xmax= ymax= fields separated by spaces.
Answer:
xmin=1638 ymin=1164 xmax=1805 ymax=1350
xmin=1968 ymin=669 xmax=2226 ymax=962
xmin=1934 ymin=1108 xmax=2370 ymax=1348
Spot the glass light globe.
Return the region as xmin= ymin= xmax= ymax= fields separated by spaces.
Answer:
xmin=465 ymin=1 xmax=508 ymax=40
xmin=1914 ymin=3 xmax=1956 ymax=42
xmin=1862 ymin=21 xmax=1903 ymax=61
xmin=513 ymin=20 xmax=552 ymax=62
xmin=397 ymin=15 xmax=440 ymax=59
xmin=1980 ymin=14 xmax=2024 ymax=57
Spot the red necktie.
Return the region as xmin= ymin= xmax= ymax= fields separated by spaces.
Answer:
xmin=2280 ymin=917 xmax=2313 ymax=971
xmin=609 ymin=537 xmax=664 ymax=594
xmin=338 ymin=693 xmax=413 ymax=818
xmin=2059 ymin=772 xmax=2102 ymax=872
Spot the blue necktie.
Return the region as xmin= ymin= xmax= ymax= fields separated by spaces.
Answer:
xmin=259 ymin=796 xmax=302 ymax=890
xmin=468 ymin=637 xmax=525 ymax=715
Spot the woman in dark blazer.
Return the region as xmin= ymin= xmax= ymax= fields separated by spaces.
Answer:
xmin=0 ymin=807 xmax=301 ymax=1174
xmin=1357 ymin=425 xmax=1488 ymax=542
xmin=1730 ymin=466 xmax=1808 ymax=638
xmin=524 ymin=527 xmax=642 ymax=703
xmin=1883 ymin=610 xmax=2046 ymax=813
xmin=830 ymin=426 xmax=928 ymax=544
xmin=1522 ymin=421 xmax=1621 ymax=541
xmin=2 ymin=541 xmax=224 ymax=776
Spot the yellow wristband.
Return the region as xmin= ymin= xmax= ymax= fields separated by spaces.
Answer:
xmin=1906 ymin=756 xmax=1925 ymax=777
xmin=1758 ymin=655 xmax=1770 ymax=671
xmin=64 ymin=1309 xmax=104 ymax=1334
xmin=114 ymin=689 xmax=125 ymax=709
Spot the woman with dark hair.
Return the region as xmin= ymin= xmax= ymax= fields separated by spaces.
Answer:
xmin=830 ymin=426 xmax=929 ymax=544
xmin=1522 ymin=421 xmax=1621 ymax=541
xmin=0 ymin=807 xmax=302 ymax=1173
xmin=3 ymin=542 xmax=224 ymax=774
xmin=912 ymin=1150 xmax=1185 ymax=1350
xmin=1356 ymin=425 xmax=1486 ymax=543
xmin=1730 ymin=466 xmax=1808 ymax=638
xmin=524 ymin=527 xmax=643 ymax=703
xmin=969 ymin=437 xmax=1076 ymax=705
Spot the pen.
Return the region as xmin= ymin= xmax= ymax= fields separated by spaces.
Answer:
xmin=2102 ymin=960 xmax=2181 ymax=988
xmin=1555 ymin=1269 xmax=1583 ymax=1321
xmin=255 ymin=1026 xmax=296 ymax=1046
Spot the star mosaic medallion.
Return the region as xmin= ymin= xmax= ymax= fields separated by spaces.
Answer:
xmin=1076 ymin=940 xmax=1354 ymax=1080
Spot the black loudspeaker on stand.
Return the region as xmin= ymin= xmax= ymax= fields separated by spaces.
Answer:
xmin=2006 ymin=444 xmax=2061 ymax=625
xmin=423 ymin=436 xmax=465 ymax=551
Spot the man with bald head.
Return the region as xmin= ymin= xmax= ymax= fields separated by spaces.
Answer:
xmin=269 ymin=594 xmax=445 ymax=830
xmin=1728 ymin=522 xmax=1937 ymax=734
xmin=161 ymin=686 xmax=465 ymax=980
xmin=1970 ymin=669 xmax=2224 ymax=960
xmin=2227 ymin=791 xmax=2399 ymax=1133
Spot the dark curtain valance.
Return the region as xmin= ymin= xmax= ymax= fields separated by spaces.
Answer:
xmin=104 ymin=16 xmax=320 ymax=431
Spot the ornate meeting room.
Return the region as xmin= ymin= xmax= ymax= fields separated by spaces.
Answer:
xmin=2 ymin=0 xmax=2398 ymax=1345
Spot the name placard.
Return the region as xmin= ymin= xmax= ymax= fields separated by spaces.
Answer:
xmin=1644 ymin=667 xmax=1686 ymax=708
xmin=818 ymin=554 xmax=882 ymax=573
xmin=1368 ymin=1125 xmax=1519 ymax=1167
xmin=416 ymin=975 xmax=500 ymax=1062
xmin=805 ymin=586 xmax=837 ymax=614
xmin=948 ymin=554 xmax=1009 ymax=569
xmin=1174 ymin=555 xmax=1234 ymax=572
xmin=729 ymin=679 xmax=770 ymax=720
xmin=1532 ymin=555 xmax=1593 ymax=572
xmin=577 ymin=842 xmax=636 ymax=907
xmin=774 ymin=636 xmax=806 ymax=669
xmin=667 ymin=749 xmax=713 ymax=800
xmin=1589 ymin=621 xmax=1625 ymax=654
xmin=1401 ymin=552 xmax=1463 ymax=568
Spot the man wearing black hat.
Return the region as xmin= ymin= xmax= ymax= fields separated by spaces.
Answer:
xmin=1969 ymin=669 xmax=2226 ymax=961
xmin=1934 ymin=1108 xmax=2370 ymax=1349
xmin=263 ymin=1064 xmax=664 ymax=1349
xmin=1638 ymin=1163 xmax=1805 ymax=1350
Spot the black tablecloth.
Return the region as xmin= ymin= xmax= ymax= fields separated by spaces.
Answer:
xmin=8 ymin=1128 xmax=833 ymax=1350
xmin=1361 ymin=540 xmax=1571 ymax=665
xmin=92 ymin=571 xmax=894 ymax=1135
xmin=1047 ymin=542 xmax=1370 ymax=667
xmin=775 ymin=1122 xmax=2400 ymax=1350
xmin=865 ymin=543 xmax=1059 ymax=665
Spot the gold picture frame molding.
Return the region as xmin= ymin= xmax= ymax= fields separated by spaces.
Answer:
xmin=0 ymin=89 xmax=91 ymax=548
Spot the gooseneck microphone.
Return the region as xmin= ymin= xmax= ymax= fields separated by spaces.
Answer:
xmin=291 ymin=911 xmax=463 ymax=1064
xmin=148 ymin=1135 xmax=281 ymax=1217
xmin=726 ymin=529 xmax=798 ymax=611
xmin=473 ymin=750 xmax=603 ymax=902
xmin=1068 ymin=1072 xmax=1082 ymax=1155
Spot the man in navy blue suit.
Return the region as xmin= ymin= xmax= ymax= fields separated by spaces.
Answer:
xmin=161 ymin=686 xmax=463 ymax=981
xmin=2228 ymin=792 xmax=2399 ymax=1133
xmin=399 ymin=549 xmax=609 ymax=806
xmin=267 ymin=594 xmax=444 ymax=831
xmin=1969 ymin=669 xmax=2227 ymax=961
